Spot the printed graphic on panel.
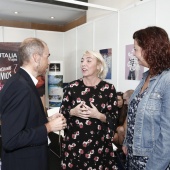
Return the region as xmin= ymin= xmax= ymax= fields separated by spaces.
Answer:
xmin=100 ymin=48 xmax=112 ymax=79
xmin=125 ymin=44 xmax=144 ymax=80
xmin=0 ymin=42 xmax=20 ymax=91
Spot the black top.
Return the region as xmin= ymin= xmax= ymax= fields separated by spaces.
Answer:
xmin=60 ymin=78 xmax=118 ymax=169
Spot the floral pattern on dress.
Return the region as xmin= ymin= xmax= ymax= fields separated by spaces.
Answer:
xmin=60 ymin=79 xmax=118 ymax=170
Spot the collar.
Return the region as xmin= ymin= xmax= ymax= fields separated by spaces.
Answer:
xmin=20 ymin=67 xmax=38 ymax=85
xmin=142 ymin=69 xmax=169 ymax=81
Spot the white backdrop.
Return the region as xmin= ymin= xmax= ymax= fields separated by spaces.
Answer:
xmin=2 ymin=27 xmax=35 ymax=42
xmin=156 ymin=0 xmax=170 ymax=35
xmin=118 ymin=0 xmax=156 ymax=92
xmin=64 ymin=29 xmax=77 ymax=83
xmin=94 ymin=13 xmax=118 ymax=86
xmin=76 ymin=22 xmax=94 ymax=79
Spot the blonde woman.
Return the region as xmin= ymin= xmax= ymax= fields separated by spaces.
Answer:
xmin=60 ymin=51 xmax=118 ymax=169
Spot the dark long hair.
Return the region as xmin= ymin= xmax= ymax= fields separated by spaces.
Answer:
xmin=133 ymin=26 xmax=170 ymax=76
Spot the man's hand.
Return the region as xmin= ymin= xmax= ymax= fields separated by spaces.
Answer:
xmin=47 ymin=112 xmax=61 ymax=122
xmin=45 ymin=114 xmax=67 ymax=133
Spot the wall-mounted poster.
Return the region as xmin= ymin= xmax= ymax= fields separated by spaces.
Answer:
xmin=0 ymin=42 xmax=20 ymax=91
xmin=48 ymin=62 xmax=63 ymax=108
xmin=49 ymin=63 xmax=61 ymax=72
xmin=125 ymin=44 xmax=144 ymax=80
xmin=100 ymin=48 xmax=112 ymax=79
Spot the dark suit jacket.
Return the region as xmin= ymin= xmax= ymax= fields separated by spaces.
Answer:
xmin=0 ymin=68 xmax=49 ymax=170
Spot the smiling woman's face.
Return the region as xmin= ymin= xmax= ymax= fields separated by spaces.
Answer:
xmin=133 ymin=40 xmax=149 ymax=68
xmin=80 ymin=53 xmax=99 ymax=78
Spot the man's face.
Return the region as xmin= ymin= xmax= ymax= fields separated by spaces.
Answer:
xmin=37 ymin=44 xmax=50 ymax=76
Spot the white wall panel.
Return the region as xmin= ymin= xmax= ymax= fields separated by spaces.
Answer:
xmin=35 ymin=30 xmax=64 ymax=108
xmin=35 ymin=30 xmax=64 ymax=62
xmin=94 ymin=13 xmax=118 ymax=87
xmin=64 ymin=28 xmax=77 ymax=83
xmin=77 ymin=22 xmax=94 ymax=79
xmin=3 ymin=27 xmax=35 ymax=42
xmin=156 ymin=0 xmax=170 ymax=35
xmin=0 ymin=27 xmax=3 ymax=42
xmin=118 ymin=0 xmax=156 ymax=92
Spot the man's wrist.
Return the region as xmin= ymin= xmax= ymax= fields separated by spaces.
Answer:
xmin=45 ymin=123 xmax=51 ymax=133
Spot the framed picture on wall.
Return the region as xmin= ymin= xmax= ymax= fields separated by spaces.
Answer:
xmin=49 ymin=63 xmax=60 ymax=72
xmin=100 ymin=48 xmax=112 ymax=79
xmin=48 ymin=75 xmax=63 ymax=108
xmin=48 ymin=61 xmax=63 ymax=108
xmin=125 ymin=44 xmax=144 ymax=80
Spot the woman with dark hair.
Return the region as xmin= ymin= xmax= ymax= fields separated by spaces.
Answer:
xmin=113 ymin=92 xmax=127 ymax=145
xmin=117 ymin=92 xmax=124 ymax=109
xmin=122 ymin=26 xmax=170 ymax=170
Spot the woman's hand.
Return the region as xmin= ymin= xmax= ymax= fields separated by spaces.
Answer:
xmin=83 ymin=102 xmax=100 ymax=119
xmin=70 ymin=101 xmax=89 ymax=119
xmin=70 ymin=102 xmax=106 ymax=122
xmin=122 ymin=145 xmax=128 ymax=155
xmin=83 ymin=103 xmax=106 ymax=122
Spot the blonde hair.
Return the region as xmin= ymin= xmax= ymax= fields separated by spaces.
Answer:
xmin=84 ymin=50 xmax=108 ymax=79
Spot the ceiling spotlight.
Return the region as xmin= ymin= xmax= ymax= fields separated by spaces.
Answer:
xmin=50 ymin=16 xmax=55 ymax=19
xmin=14 ymin=11 xmax=19 ymax=14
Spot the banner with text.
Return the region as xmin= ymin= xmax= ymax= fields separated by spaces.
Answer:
xmin=0 ymin=42 xmax=20 ymax=91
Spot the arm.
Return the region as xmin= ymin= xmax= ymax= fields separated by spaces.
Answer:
xmin=105 ymin=84 xmax=118 ymax=132
xmin=122 ymin=116 xmax=128 ymax=155
xmin=1 ymin=85 xmax=47 ymax=151
xmin=87 ymin=84 xmax=118 ymax=140
xmin=60 ymin=85 xmax=73 ymax=120
xmin=60 ymin=84 xmax=91 ymax=120
xmin=77 ymin=84 xmax=118 ymax=127
xmin=122 ymin=117 xmax=128 ymax=155
xmin=146 ymin=78 xmax=170 ymax=170
xmin=1 ymin=81 xmax=66 ymax=151
xmin=71 ymin=102 xmax=107 ymax=122
xmin=103 ymin=84 xmax=118 ymax=141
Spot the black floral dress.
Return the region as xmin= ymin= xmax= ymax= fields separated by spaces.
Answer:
xmin=125 ymin=91 xmax=148 ymax=170
xmin=126 ymin=90 xmax=170 ymax=170
xmin=60 ymin=79 xmax=118 ymax=170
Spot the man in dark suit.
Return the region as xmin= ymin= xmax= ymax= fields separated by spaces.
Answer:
xmin=0 ymin=38 xmax=67 ymax=170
